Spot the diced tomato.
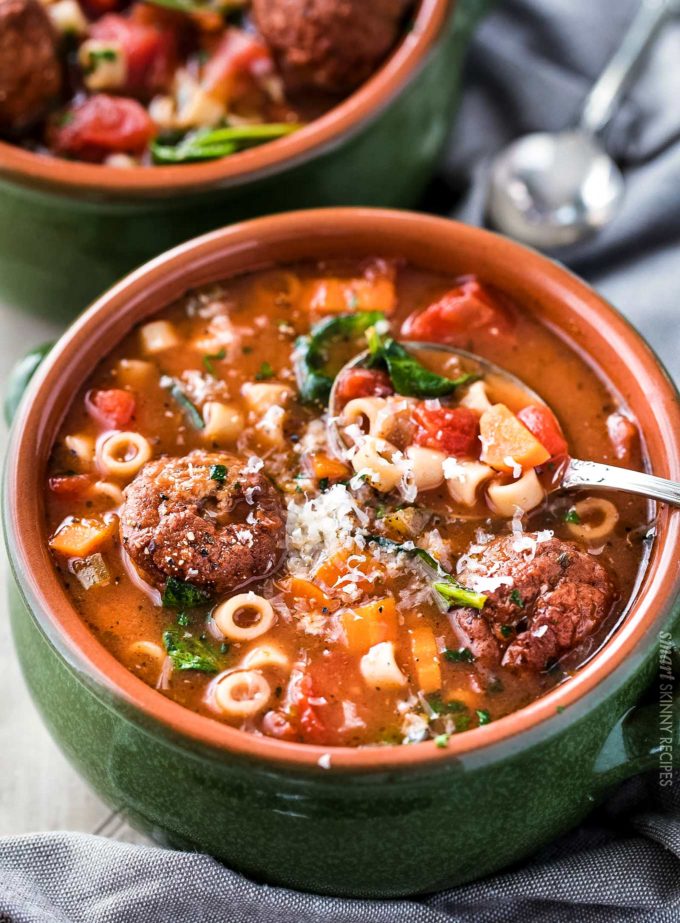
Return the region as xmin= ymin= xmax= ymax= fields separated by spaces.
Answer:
xmin=81 ymin=0 xmax=124 ymax=18
xmin=51 ymin=95 xmax=156 ymax=162
xmin=401 ymin=278 xmax=513 ymax=344
xmin=203 ymin=28 xmax=273 ymax=104
xmin=412 ymin=405 xmax=480 ymax=457
xmin=91 ymin=13 xmax=176 ymax=98
xmin=517 ymin=404 xmax=568 ymax=458
xmin=86 ymin=388 xmax=136 ymax=427
xmin=48 ymin=475 xmax=92 ymax=496
xmin=334 ymin=368 xmax=394 ymax=406
xmin=606 ymin=412 xmax=638 ymax=461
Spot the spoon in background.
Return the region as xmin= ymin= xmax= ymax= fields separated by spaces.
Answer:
xmin=328 ymin=341 xmax=680 ymax=508
xmin=485 ymin=0 xmax=676 ymax=249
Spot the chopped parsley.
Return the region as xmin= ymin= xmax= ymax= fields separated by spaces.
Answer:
xmin=209 ymin=464 xmax=227 ymax=482
xmin=427 ymin=694 xmax=467 ymax=716
xmin=510 ymin=589 xmax=524 ymax=608
xmin=476 ymin=709 xmax=492 ymax=725
xmin=564 ymin=508 xmax=581 ymax=524
xmin=176 ymin=612 xmax=190 ymax=627
xmin=499 ymin=625 xmax=513 ymax=638
xmin=443 ymin=647 xmax=475 ymax=663
xmin=162 ymin=577 xmax=211 ymax=610
xmin=162 ymin=629 xmax=221 ymax=673
xmin=255 ymin=361 xmax=275 ymax=381
xmin=434 ymin=733 xmax=450 ymax=748
xmin=202 ymin=348 xmax=226 ymax=374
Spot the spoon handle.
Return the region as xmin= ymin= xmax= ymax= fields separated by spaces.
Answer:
xmin=579 ymin=0 xmax=672 ymax=136
xmin=562 ymin=458 xmax=680 ymax=507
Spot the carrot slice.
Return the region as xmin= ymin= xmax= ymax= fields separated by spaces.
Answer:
xmin=480 ymin=403 xmax=551 ymax=472
xmin=285 ymin=576 xmax=334 ymax=609
xmin=341 ymin=596 xmax=397 ymax=653
xmin=49 ymin=516 xmax=117 ymax=557
xmin=314 ymin=547 xmax=382 ymax=596
xmin=409 ymin=624 xmax=441 ymax=694
xmin=309 ymin=453 xmax=351 ymax=482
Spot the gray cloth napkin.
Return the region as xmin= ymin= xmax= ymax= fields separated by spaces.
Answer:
xmin=2 ymin=1 xmax=679 ymax=920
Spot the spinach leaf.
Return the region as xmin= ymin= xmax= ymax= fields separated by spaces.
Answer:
xmin=295 ymin=311 xmax=385 ymax=405
xmin=151 ymin=123 xmax=302 ymax=165
xmin=367 ymin=535 xmax=486 ymax=610
xmin=162 ymin=577 xmax=211 ymax=610
xmin=162 ymin=629 xmax=220 ymax=673
xmin=367 ymin=329 xmax=476 ymax=398
xmin=163 ymin=378 xmax=205 ymax=430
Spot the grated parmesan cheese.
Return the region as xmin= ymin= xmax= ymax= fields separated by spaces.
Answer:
xmin=286 ymin=484 xmax=368 ymax=575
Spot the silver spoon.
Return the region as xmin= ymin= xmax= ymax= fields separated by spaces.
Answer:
xmin=328 ymin=341 xmax=680 ymax=508
xmin=486 ymin=0 xmax=675 ymax=249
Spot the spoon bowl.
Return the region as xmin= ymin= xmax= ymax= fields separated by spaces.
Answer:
xmin=329 ymin=339 xmax=680 ymax=508
xmin=486 ymin=130 xmax=625 ymax=249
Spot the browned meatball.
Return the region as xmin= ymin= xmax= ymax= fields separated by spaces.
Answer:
xmin=0 ymin=0 xmax=62 ymax=134
xmin=452 ymin=535 xmax=616 ymax=672
xmin=253 ymin=0 xmax=412 ymax=95
xmin=120 ymin=451 xmax=286 ymax=595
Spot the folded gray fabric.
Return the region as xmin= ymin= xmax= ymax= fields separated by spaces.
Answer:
xmin=1 ymin=1 xmax=679 ymax=920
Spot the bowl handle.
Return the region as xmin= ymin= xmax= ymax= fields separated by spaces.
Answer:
xmin=593 ymin=633 xmax=679 ymax=789
xmin=4 ymin=342 xmax=54 ymax=426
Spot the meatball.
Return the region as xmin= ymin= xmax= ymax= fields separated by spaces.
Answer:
xmin=0 ymin=0 xmax=62 ymax=134
xmin=452 ymin=535 xmax=616 ymax=671
xmin=120 ymin=451 xmax=286 ymax=595
xmin=252 ymin=0 xmax=412 ymax=95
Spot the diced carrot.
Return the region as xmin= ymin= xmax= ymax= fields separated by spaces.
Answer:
xmin=341 ymin=596 xmax=397 ymax=653
xmin=48 ymin=475 xmax=92 ymax=496
xmin=309 ymin=453 xmax=351 ymax=481
xmin=285 ymin=576 xmax=334 ymax=609
xmin=302 ymin=274 xmax=396 ymax=316
xmin=49 ymin=516 xmax=117 ymax=557
xmin=314 ymin=547 xmax=383 ymax=596
xmin=408 ymin=624 xmax=441 ymax=694
xmin=480 ymin=403 xmax=551 ymax=472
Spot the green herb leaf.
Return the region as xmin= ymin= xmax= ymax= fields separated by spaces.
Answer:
xmin=255 ymin=361 xmax=275 ymax=381
xmin=564 ymin=508 xmax=581 ymax=524
xmin=509 ymin=588 xmax=524 ymax=608
xmin=164 ymin=378 xmax=205 ymax=429
xmin=427 ymin=694 xmax=468 ymax=715
xmin=434 ymin=733 xmax=450 ymax=748
xmin=499 ymin=624 xmax=513 ymax=638
xmin=176 ymin=612 xmax=190 ymax=627
xmin=434 ymin=580 xmax=487 ymax=611
xmin=367 ymin=535 xmax=486 ymax=610
xmin=443 ymin=647 xmax=475 ymax=663
xmin=367 ymin=330 xmax=477 ymax=398
xmin=476 ymin=709 xmax=492 ymax=725
xmin=209 ymin=464 xmax=227 ymax=483
xmin=162 ymin=629 xmax=220 ymax=673
xmin=162 ymin=577 xmax=211 ymax=610
xmin=295 ymin=311 xmax=385 ymax=405
xmin=203 ymin=348 xmax=226 ymax=375
xmin=151 ymin=123 xmax=302 ymax=165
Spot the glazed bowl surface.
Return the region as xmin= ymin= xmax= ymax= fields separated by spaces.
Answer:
xmin=4 ymin=209 xmax=680 ymax=897
xmin=0 ymin=0 xmax=490 ymax=318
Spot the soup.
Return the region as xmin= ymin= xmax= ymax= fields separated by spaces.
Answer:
xmin=0 ymin=0 xmax=413 ymax=165
xmin=45 ymin=260 xmax=652 ymax=747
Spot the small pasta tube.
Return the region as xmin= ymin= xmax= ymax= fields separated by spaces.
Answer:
xmin=139 ymin=320 xmax=179 ymax=355
xmin=242 ymin=382 xmax=292 ymax=416
xmin=405 ymin=446 xmax=446 ymax=492
xmin=213 ymin=593 xmax=275 ymax=642
xmin=128 ymin=640 xmax=165 ymax=663
xmin=487 ymin=468 xmax=545 ymax=517
xmin=341 ymin=397 xmax=388 ymax=439
xmin=89 ymin=480 xmax=125 ymax=506
xmin=360 ymin=641 xmax=407 ymax=689
xmin=351 ymin=436 xmax=404 ymax=493
xmin=445 ymin=459 xmax=495 ymax=507
xmin=566 ymin=498 xmax=619 ymax=543
xmin=97 ymin=432 xmax=152 ymax=479
xmin=241 ymin=644 xmax=290 ymax=671
xmin=213 ymin=670 xmax=271 ymax=718
xmin=202 ymin=401 xmax=244 ymax=444
xmin=459 ymin=380 xmax=493 ymax=415
xmin=64 ymin=433 xmax=95 ymax=469
xmin=79 ymin=40 xmax=127 ymax=91
xmin=48 ymin=0 xmax=88 ymax=35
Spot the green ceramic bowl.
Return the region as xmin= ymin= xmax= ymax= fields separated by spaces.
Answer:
xmin=4 ymin=210 xmax=680 ymax=898
xmin=0 ymin=0 xmax=490 ymax=320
